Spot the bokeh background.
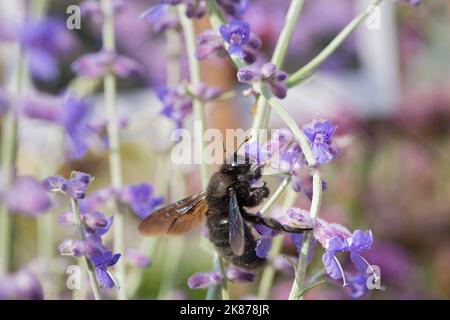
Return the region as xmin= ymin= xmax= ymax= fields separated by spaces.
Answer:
xmin=0 ymin=0 xmax=449 ymax=300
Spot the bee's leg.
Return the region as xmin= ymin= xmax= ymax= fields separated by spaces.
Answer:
xmin=242 ymin=184 xmax=270 ymax=207
xmin=242 ymin=212 xmax=312 ymax=234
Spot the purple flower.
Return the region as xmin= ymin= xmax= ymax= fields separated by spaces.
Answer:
xmin=196 ymin=30 xmax=227 ymax=60
xmin=287 ymin=209 xmax=375 ymax=291
xmin=125 ymin=249 xmax=152 ymax=268
xmin=226 ymin=267 xmax=255 ymax=283
xmin=403 ymin=0 xmax=421 ymax=6
xmin=157 ymin=86 xmax=193 ymax=128
xmin=346 ymin=273 xmax=369 ymax=299
xmin=60 ymin=95 xmax=92 ymax=159
xmin=59 ymin=239 xmax=85 ymax=257
xmin=78 ymin=187 xmax=117 ymax=213
xmin=120 ymin=183 xmax=164 ymax=220
xmin=7 ymin=177 xmax=51 ymax=216
xmin=83 ymin=211 xmax=113 ymax=236
xmin=84 ymin=235 xmax=121 ymax=288
xmin=67 ymin=172 xmax=93 ymax=200
xmin=0 ymin=271 xmax=44 ymax=300
xmin=80 ymin=0 xmax=124 ymax=17
xmin=182 ymin=0 xmax=207 ymax=19
xmin=196 ymin=29 xmax=261 ymax=63
xmin=72 ymin=51 xmax=140 ymax=78
xmin=237 ymin=62 xmax=288 ymax=99
xmin=18 ymin=18 xmax=78 ymax=81
xmin=140 ymin=4 xmax=179 ymax=34
xmin=220 ymin=19 xmax=250 ymax=58
xmin=188 ymin=267 xmax=255 ymax=289
xmin=20 ymin=93 xmax=61 ymax=122
xmin=188 ymin=272 xmax=223 ymax=289
xmin=253 ymin=215 xmax=280 ymax=258
xmin=217 ymin=0 xmax=249 ymax=18
xmin=303 ymin=119 xmax=339 ymax=165
xmin=189 ymin=83 xmax=223 ymax=100
xmin=42 ymin=175 xmax=68 ymax=193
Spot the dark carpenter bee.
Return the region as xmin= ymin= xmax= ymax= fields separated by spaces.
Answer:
xmin=138 ymin=141 xmax=311 ymax=270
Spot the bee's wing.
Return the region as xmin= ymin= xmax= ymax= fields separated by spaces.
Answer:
xmin=138 ymin=191 xmax=208 ymax=236
xmin=228 ymin=188 xmax=245 ymax=256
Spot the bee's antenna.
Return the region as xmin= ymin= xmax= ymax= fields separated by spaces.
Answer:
xmin=232 ymin=135 xmax=252 ymax=164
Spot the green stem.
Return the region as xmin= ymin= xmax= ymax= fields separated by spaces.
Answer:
xmin=0 ymin=45 xmax=26 ymax=276
xmin=253 ymin=0 xmax=305 ymax=131
xmin=70 ymin=198 xmax=102 ymax=300
xmin=287 ymin=0 xmax=384 ymax=88
xmin=259 ymin=176 xmax=291 ymax=215
xmin=100 ymin=0 xmax=126 ymax=300
xmin=257 ymin=188 xmax=298 ymax=299
xmin=254 ymin=87 xmax=323 ymax=300
xmin=178 ymin=6 xmax=208 ymax=188
xmin=288 ymin=171 xmax=322 ymax=300
xmin=179 ymin=4 xmax=230 ymax=300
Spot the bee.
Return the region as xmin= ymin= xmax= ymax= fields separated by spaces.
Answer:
xmin=138 ymin=141 xmax=311 ymax=270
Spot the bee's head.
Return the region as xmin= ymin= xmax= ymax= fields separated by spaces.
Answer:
xmin=221 ymin=154 xmax=252 ymax=174
xmin=221 ymin=154 xmax=265 ymax=180
xmin=221 ymin=136 xmax=264 ymax=177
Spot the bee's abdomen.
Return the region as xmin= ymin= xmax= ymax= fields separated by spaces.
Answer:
xmin=206 ymin=213 xmax=266 ymax=270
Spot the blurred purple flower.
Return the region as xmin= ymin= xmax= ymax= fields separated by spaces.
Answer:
xmin=403 ymin=0 xmax=421 ymax=6
xmin=140 ymin=3 xmax=179 ymax=34
xmin=226 ymin=267 xmax=255 ymax=283
xmin=20 ymin=93 xmax=61 ymax=122
xmin=157 ymin=86 xmax=193 ymax=128
xmin=220 ymin=19 xmax=250 ymax=58
xmin=346 ymin=273 xmax=369 ymax=299
xmin=18 ymin=18 xmax=78 ymax=81
xmin=303 ymin=119 xmax=339 ymax=165
xmin=188 ymin=271 xmax=223 ymax=289
xmin=189 ymin=83 xmax=223 ymax=100
xmin=72 ymin=51 xmax=140 ymax=78
xmin=237 ymin=62 xmax=288 ymax=99
xmin=196 ymin=30 xmax=227 ymax=60
xmin=188 ymin=267 xmax=255 ymax=289
xmin=80 ymin=0 xmax=124 ymax=17
xmin=59 ymin=239 xmax=85 ymax=257
xmin=125 ymin=249 xmax=152 ymax=268
xmin=42 ymin=175 xmax=68 ymax=193
xmin=120 ymin=183 xmax=164 ymax=219
xmin=0 ymin=271 xmax=44 ymax=300
xmin=60 ymin=95 xmax=92 ymax=159
xmin=67 ymin=172 xmax=93 ymax=200
xmin=79 ymin=186 xmax=117 ymax=213
xmin=7 ymin=177 xmax=51 ymax=216
xmin=217 ymin=0 xmax=249 ymax=18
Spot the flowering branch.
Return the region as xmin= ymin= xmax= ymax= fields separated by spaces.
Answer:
xmin=258 ymin=188 xmax=298 ymax=299
xmin=70 ymin=197 xmax=102 ymax=300
xmin=287 ymin=0 xmax=384 ymax=87
xmin=253 ymin=0 xmax=305 ymax=131
xmin=100 ymin=0 xmax=126 ymax=300
xmin=255 ymin=85 xmax=323 ymax=300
